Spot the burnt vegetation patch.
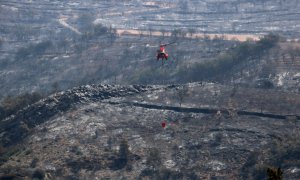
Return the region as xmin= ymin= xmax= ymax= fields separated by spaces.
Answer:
xmin=0 ymin=92 xmax=44 ymax=121
xmin=240 ymin=132 xmax=300 ymax=179
xmin=177 ymin=34 xmax=279 ymax=82
xmin=66 ymin=157 xmax=105 ymax=173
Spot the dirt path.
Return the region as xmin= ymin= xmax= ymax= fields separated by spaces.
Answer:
xmin=58 ymin=16 xmax=82 ymax=35
xmin=116 ymin=29 xmax=262 ymax=42
xmin=56 ymin=15 xmax=261 ymax=42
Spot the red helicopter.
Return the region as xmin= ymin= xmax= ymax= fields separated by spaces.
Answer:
xmin=156 ymin=42 xmax=175 ymax=61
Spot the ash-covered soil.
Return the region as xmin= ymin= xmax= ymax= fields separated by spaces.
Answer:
xmin=0 ymin=83 xmax=299 ymax=179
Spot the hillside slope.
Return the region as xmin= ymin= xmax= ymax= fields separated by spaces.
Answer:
xmin=1 ymin=0 xmax=300 ymax=99
xmin=0 ymin=83 xmax=299 ymax=179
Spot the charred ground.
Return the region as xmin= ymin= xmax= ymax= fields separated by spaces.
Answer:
xmin=1 ymin=1 xmax=300 ymax=179
xmin=0 ymin=83 xmax=299 ymax=179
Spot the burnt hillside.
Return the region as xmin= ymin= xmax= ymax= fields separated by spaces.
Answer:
xmin=1 ymin=0 xmax=300 ymax=99
xmin=0 ymin=83 xmax=299 ymax=179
